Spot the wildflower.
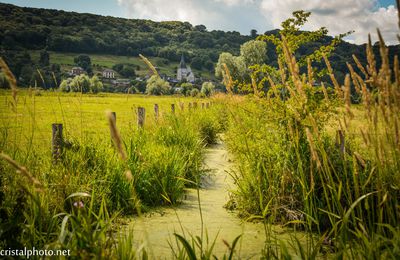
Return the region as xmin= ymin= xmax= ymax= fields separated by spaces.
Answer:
xmin=73 ymin=201 xmax=84 ymax=208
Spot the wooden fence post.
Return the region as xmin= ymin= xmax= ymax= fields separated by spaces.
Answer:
xmin=193 ymin=102 xmax=198 ymax=109
xmin=206 ymin=102 xmax=210 ymax=109
xmin=201 ymin=103 xmax=205 ymax=109
xmin=171 ymin=104 xmax=175 ymax=114
xmin=52 ymin=123 xmax=63 ymax=163
xmin=189 ymin=102 xmax=193 ymax=110
xmin=179 ymin=102 xmax=184 ymax=111
xmin=110 ymin=112 xmax=117 ymax=144
xmin=154 ymin=104 xmax=159 ymax=121
xmin=138 ymin=107 xmax=145 ymax=128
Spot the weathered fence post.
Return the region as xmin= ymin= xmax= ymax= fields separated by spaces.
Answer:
xmin=189 ymin=102 xmax=193 ymax=110
xmin=154 ymin=104 xmax=159 ymax=121
xmin=171 ymin=104 xmax=175 ymax=114
xmin=137 ymin=107 xmax=145 ymax=128
xmin=206 ymin=102 xmax=210 ymax=109
xmin=193 ymin=102 xmax=198 ymax=109
xmin=201 ymin=103 xmax=205 ymax=109
xmin=110 ymin=112 xmax=117 ymax=144
xmin=179 ymin=102 xmax=184 ymax=111
xmin=52 ymin=123 xmax=63 ymax=163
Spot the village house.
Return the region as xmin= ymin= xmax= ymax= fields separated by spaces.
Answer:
xmin=102 ymin=69 xmax=115 ymax=79
xmin=111 ymin=78 xmax=131 ymax=88
xmin=70 ymin=67 xmax=85 ymax=76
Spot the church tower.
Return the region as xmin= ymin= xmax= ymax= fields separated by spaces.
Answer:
xmin=177 ymin=54 xmax=195 ymax=82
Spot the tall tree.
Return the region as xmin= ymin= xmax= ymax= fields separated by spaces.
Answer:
xmin=74 ymin=54 xmax=92 ymax=74
xmin=250 ymin=29 xmax=258 ymax=38
xmin=258 ymin=11 xmax=350 ymax=68
xmin=240 ymin=40 xmax=267 ymax=67
xmin=39 ymin=49 xmax=50 ymax=67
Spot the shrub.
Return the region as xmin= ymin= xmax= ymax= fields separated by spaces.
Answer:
xmin=201 ymin=82 xmax=215 ymax=97
xmin=59 ymin=75 xmax=103 ymax=93
xmin=190 ymin=88 xmax=199 ymax=97
xmin=181 ymin=82 xmax=193 ymax=96
xmin=145 ymin=75 xmax=171 ymax=95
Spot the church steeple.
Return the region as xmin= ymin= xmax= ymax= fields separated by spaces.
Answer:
xmin=179 ymin=54 xmax=187 ymax=69
xmin=177 ymin=53 xmax=194 ymax=82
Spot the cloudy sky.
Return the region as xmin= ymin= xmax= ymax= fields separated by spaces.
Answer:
xmin=1 ymin=0 xmax=399 ymax=44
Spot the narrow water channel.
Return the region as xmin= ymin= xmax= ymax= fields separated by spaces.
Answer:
xmin=130 ymin=141 xmax=288 ymax=259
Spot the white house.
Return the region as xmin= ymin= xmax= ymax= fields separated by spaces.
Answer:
xmin=102 ymin=69 xmax=115 ymax=79
xmin=177 ymin=54 xmax=195 ymax=83
xmin=71 ymin=67 xmax=85 ymax=76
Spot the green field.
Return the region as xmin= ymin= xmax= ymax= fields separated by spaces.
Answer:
xmin=0 ymin=90 xmax=205 ymax=150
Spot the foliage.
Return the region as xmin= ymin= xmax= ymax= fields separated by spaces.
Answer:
xmin=217 ymin=11 xmax=351 ymax=95
xmin=180 ymin=82 xmax=194 ymax=96
xmin=172 ymin=232 xmax=242 ymax=260
xmin=1 ymin=2 xmax=394 ymax=88
xmin=39 ymin=49 xmax=50 ymax=67
xmin=60 ymin=74 xmax=103 ymax=93
xmin=215 ymin=52 xmax=246 ymax=83
xmin=145 ymin=75 xmax=171 ymax=95
xmin=221 ymin=30 xmax=400 ymax=258
xmin=112 ymin=63 xmax=136 ymax=78
xmin=74 ymin=54 xmax=92 ymax=74
xmin=0 ymin=3 xmax=249 ymax=72
xmin=89 ymin=75 xmax=103 ymax=93
xmin=259 ymin=11 xmax=349 ymax=66
xmin=239 ymin=40 xmax=267 ymax=67
xmin=189 ymin=88 xmax=200 ymax=97
xmin=201 ymin=82 xmax=215 ymax=97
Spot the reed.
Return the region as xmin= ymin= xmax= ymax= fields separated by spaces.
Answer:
xmin=220 ymin=29 xmax=400 ymax=258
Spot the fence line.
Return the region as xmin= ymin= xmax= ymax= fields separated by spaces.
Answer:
xmin=49 ymin=102 xmax=211 ymax=162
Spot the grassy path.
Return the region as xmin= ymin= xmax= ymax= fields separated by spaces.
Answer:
xmin=128 ymin=141 xmax=289 ymax=259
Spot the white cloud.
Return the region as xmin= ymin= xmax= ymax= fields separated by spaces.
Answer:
xmin=213 ymin=0 xmax=255 ymax=6
xmin=259 ymin=0 xmax=399 ymax=44
xmin=117 ymin=0 xmax=399 ymax=44
xmin=116 ymin=0 xmax=216 ymax=25
xmin=116 ymin=0 xmax=267 ymax=33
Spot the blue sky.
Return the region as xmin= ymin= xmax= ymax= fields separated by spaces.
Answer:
xmin=380 ymin=0 xmax=396 ymax=6
xmin=0 ymin=0 xmax=398 ymax=44
xmin=0 ymin=0 xmax=395 ymax=16
xmin=0 ymin=0 xmax=126 ymax=18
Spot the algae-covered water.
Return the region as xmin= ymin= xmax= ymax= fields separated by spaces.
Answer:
xmin=128 ymin=142 xmax=295 ymax=259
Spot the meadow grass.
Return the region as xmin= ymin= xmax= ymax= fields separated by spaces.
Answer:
xmin=0 ymin=88 xmax=222 ymax=258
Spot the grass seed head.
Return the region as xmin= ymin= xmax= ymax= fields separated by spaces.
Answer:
xmin=106 ymin=110 xmax=127 ymax=161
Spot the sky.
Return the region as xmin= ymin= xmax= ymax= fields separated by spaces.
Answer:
xmin=0 ymin=0 xmax=399 ymax=45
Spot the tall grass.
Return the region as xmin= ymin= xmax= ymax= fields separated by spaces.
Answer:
xmin=0 ymin=83 xmax=220 ymax=256
xmin=221 ymin=33 xmax=400 ymax=258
